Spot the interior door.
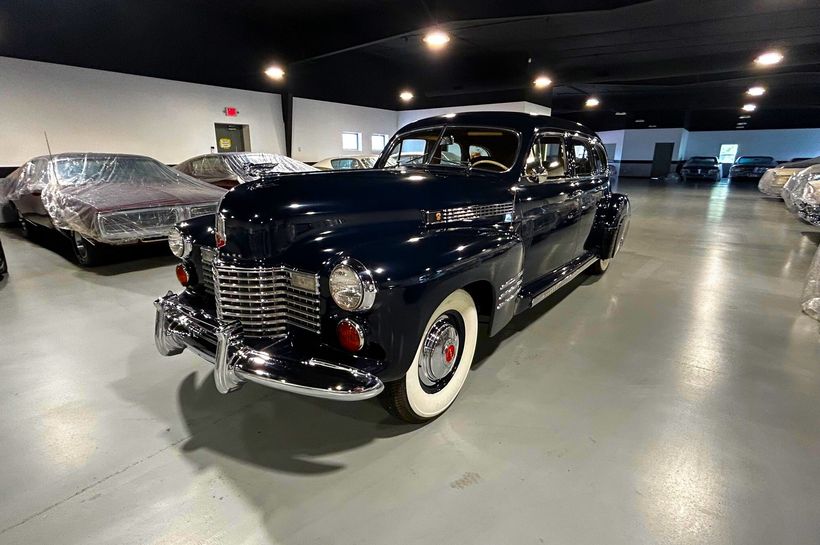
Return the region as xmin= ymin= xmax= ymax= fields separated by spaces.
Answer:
xmin=214 ymin=124 xmax=247 ymax=153
xmin=650 ymin=142 xmax=674 ymax=178
xmin=515 ymin=132 xmax=583 ymax=286
xmin=569 ymin=137 xmax=608 ymax=257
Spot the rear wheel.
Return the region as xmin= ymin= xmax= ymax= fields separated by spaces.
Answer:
xmin=592 ymin=215 xmax=630 ymax=275
xmin=71 ymin=231 xmax=106 ymax=266
xmin=382 ymin=289 xmax=478 ymax=423
xmin=17 ymin=210 xmax=37 ymax=240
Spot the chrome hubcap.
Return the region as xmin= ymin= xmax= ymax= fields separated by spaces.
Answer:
xmin=419 ymin=315 xmax=460 ymax=387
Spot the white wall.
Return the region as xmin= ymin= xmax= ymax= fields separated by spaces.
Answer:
xmin=685 ymin=129 xmax=820 ymax=161
xmin=291 ymin=98 xmax=398 ymax=162
xmin=620 ymin=128 xmax=689 ymax=161
xmin=597 ymin=130 xmax=625 ymax=162
xmin=397 ymin=101 xmax=551 ymax=127
xmin=0 ymin=56 xmax=286 ymax=166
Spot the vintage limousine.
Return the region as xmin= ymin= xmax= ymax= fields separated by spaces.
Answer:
xmin=154 ymin=112 xmax=631 ymax=422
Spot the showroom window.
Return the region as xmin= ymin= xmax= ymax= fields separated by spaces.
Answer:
xmin=719 ymin=144 xmax=739 ymax=163
xmin=342 ymin=131 xmax=362 ymax=151
xmin=371 ymin=134 xmax=388 ymax=152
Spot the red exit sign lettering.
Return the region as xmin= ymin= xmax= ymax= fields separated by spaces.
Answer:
xmin=223 ymin=107 xmax=239 ymax=117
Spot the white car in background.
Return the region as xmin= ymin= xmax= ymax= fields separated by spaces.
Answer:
xmin=312 ymin=156 xmax=379 ymax=170
xmin=758 ymin=156 xmax=820 ymax=197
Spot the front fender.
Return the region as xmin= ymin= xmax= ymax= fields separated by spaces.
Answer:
xmin=314 ymin=226 xmax=523 ymax=381
xmin=176 ymin=214 xmax=216 ymax=246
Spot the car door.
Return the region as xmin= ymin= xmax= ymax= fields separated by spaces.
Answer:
xmin=570 ymin=137 xmax=609 ymax=258
xmin=514 ymin=131 xmax=584 ymax=286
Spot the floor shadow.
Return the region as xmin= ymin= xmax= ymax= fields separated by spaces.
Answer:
xmin=172 ymin=372 xmax=418 ymax=474
xmin=801 ymin=231 xmax=820 ymax=244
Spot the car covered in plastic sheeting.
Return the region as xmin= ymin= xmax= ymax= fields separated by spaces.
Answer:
xmin=0 ymin=153 xmax=226 ymax=266
xmin=782 ymin=164 xmax=820 ymax=225
xmin=758 ymin=156 xmax=820 ymax=197
xmin=803 ymin=244 xmax=820 ymax=321
xmin=312 ymin=156 xmax=379 ymax=170
xmin=175 ymin=152 xmax=317 ymax=188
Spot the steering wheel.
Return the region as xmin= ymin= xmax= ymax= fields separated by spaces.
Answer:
xmin=471 ymin=159 xmax=508 ymax=171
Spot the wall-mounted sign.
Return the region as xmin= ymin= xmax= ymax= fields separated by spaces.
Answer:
xmin=218 ymin=137 xmax=232 ymax=150
xmin=223 ymin=107 xmax=239 ymax=117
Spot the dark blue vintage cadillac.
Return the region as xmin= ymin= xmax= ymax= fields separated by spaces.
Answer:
xmin=154 ymin=112 xmax=630 ymax=422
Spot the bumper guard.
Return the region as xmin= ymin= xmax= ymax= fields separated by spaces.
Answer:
xmin=153 ymin=292 xmax=384 ymax=400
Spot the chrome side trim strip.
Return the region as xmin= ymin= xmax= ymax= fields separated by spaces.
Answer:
xmin=496 ymin=270 xmax=523 ymax=310
xmin=530 ymin=256 xmax=597 ymax=307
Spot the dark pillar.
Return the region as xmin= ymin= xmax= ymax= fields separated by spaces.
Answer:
xmin=282 ymin=91 xmax=294 ymax=157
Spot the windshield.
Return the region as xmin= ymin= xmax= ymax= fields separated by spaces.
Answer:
xmin=53 ymin=156 xmax=177 ymax=185
xmin=686 ymin=157 xmax=717 ymax=165
xmin=736 ymin=156 xmax=773 ymax=165
xmin=381 ymin=126 xmax=519 ymax=172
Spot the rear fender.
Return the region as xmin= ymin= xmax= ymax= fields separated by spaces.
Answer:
xmin=583 ymin=193 xmax=630 ymax=259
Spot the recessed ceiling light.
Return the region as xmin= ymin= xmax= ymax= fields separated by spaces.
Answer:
xmin=264 ymin=65 xmax=285 ymax=80
xmin=754 ymin=51 xmax=783 ymax=66
xmin=615 ymin=112 xmax=627 ymax=116
xmin=649 ymin=125 xmax=657 ymax=128
xmin=742 ymin=103 xmax=757 ymax=112
xmin=585 ymin=97 xmax=600 ymax=107
xmin=746 ymin=86 xmax=766 ymax=96
xmin=635 ymin=119 xmax=645 ymax=123
xmin=739 ymin=115 xmax=751 ymax=119
xmin=399 ymin=90 xmax=414 ymax=102
xmin=737 ymin=122 xmax=747 ymax=126
xmin=423 ymin=30 xmax=450 ymax=50
xmin=533 ymin=75 xmax=552 ymax=89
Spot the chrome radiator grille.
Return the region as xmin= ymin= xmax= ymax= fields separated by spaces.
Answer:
xmin=200 ymin=247 xmax=216 ymax=294
xmin=209 ymin=259 xmax=321 ymax=338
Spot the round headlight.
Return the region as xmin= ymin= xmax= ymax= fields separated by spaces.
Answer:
xmin=168 ymin=228 xmax=190 ymax=258
xmin=329 ymin=259 xmax=376 ymax=311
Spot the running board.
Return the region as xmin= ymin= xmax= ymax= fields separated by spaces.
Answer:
xmin=524 ymin=255 xmax=598 ymax=308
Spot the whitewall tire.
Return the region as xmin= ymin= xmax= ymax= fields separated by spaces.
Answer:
xmin=383 ymin=289 xmax=478 ymax=423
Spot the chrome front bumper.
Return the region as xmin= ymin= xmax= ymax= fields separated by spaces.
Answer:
xmin=153 ymin=292 xmax=384 ymax=400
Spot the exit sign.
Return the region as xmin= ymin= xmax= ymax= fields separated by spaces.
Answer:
xmin=223 ymin=107 xmax=239 ymax=117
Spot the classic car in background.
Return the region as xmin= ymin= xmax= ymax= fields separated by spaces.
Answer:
xmin=0 ymin=153 xmax=225 ymax=266
xmin=0 ymin=237 xmax=7 ymax=280
xmin=680 ymin=156 xmax=721 ymax=182
xmin=175 ymin=152 xmax=316 ymax=188
xmin=312 ymin=156 xmax=379 ymax=170
xmin=154 ymin=112 xmax=631 ymax=422
xmin=758 ymin=156 xmax=820 ymax=197
xmin=728 ymin=156 xmax=778 ymax=182
xmin=782 ymin=164 xmax=820 ymax=225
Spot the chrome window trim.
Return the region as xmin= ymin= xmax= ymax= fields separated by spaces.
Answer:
xmin=378 ymin=125 xmax=522 ymax=174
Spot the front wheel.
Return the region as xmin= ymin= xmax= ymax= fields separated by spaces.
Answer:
xmin=71 ymin=231 xmax=106 ymax=266
xmin=382 ymin=289 xmax=478 ymax=423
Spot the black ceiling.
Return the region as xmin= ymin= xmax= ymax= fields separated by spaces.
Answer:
xmin=1 ymin=0 xmax=819 ymax=131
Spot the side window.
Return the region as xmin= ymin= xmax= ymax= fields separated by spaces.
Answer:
xmin=331 ymin=158 xmax=357 ymax=169
xmin=525 ymin=135 xmax=566 ymax=183
xmin=571 ymin=138 xmax=593 ymax=176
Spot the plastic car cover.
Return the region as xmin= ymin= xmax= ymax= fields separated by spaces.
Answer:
xmin=782 ymin=165 xmax=820 ymax=224
xmin=176 ymin=153 xmax=316 ymax=185
xmin=0 ymin=153 xmax=226 ymax=243
xmin=758 ymin=168 xmax=791 ymax=197
xmin=803 ymin=244 xmax=820 ymax=321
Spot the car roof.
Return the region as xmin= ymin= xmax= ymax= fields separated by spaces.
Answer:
xmin=397 ymin=111 xmax=596 ymax=137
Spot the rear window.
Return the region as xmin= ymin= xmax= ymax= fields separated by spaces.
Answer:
xmin=686 ymin=157 xmax=717 ymax=165
xmin=736 ymin=156 xmax=773 ymax=165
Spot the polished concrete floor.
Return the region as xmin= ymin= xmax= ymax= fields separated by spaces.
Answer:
xmin=1 ymin=179 xmax=819 ymax=545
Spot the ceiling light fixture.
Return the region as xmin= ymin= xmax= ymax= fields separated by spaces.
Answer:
xmin=649 ymin=125 xmax=657 ymax=128
xmin=739 ymin=115 xmax=751 ymax=119
xmin=754 ymin=51 xmax=783 ymax=66
xmin=585 ymin=97 xmax=600 ymax=107
xmin=746 ymin=86 xmax=766 ymax=96
xmin=742 ymin=104 xmax=757 ymax=112
xmin=399 ymin=90 xmax=414 ymax=102
xmin=533 ymin=75 xmax=552 ymax=89
xmin=264 ymin=65 xmax=285 ymax=80
xmin=635 ymin=119 xmax=645 ymax=123
xmin=423 ymin=30 xmax=450 ymax=50
xmin=615 ymin=112 xmax=627 ymax=116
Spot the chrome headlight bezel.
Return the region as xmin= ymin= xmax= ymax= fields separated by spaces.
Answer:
xmin=329 ymin=258 xmax=377 ymax=312
xmin=168 ymin=227 xmax=192 ymax=258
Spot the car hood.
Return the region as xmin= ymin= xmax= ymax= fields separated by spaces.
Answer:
xmin=57 ymin=179 xmax=226 ymax=213
xmin=217 ymin=168 xmax=514 ymax=261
